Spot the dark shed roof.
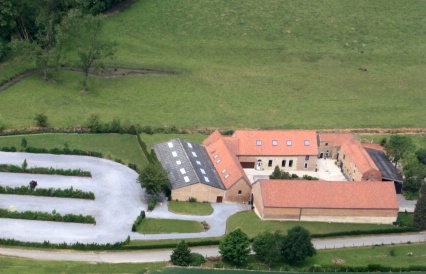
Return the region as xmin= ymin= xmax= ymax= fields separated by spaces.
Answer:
xmin=365 ymin=148 xmax=403 ymax=183
xmin=153 ymin=139 xmax=225 ymax=190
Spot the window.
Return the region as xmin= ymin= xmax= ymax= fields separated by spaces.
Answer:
xmin=184 ymin=176 xmax=190 ymax=182
xmin=167 ymin=142 xmax=174 ymax=148
xmin=222 ymin=169 xmax=227 ymax=174
xmin=304 ymin=140 xmax=310 ymax=146
xmin=172 ymin=151 xmax=178 ymax=157
xmin=176 ymin=160 xmax=181 ymax=165
xmin=200 ymin=168 xmax=206 ymax=174
xmin=211 ymin=149 xmax=216 ymax=154
xmin=214 ymin=154 xmax=219 ymax=159
xmin=180 ymin=168 xmax=186 ymax=174
xmin=225 ymin=174 xmax=230 ymax=179
xmin=304 ymin=163 xmax=308 ymax=169
xmin=216 ymin=159 xmax=221 ymax=164
xmin=325 ymin=142 xmax=328 ymax=146
xmin=238 ymin=190 xmax=242 ymax=195
xmin=343 ymin=154 xmax=346 ymax=160
xmin=286 ymin=140 xmax=292 ymax=146
xmin=268 ymin=160 xmax=273 ymax=167
xmin=196 ymin=161 xmax=201 ymax=165
xmin=281 ymin=160 xmax=286 ymax=167
xmin=204 ymin=176 xmax=210 ymax=182
xmin=256 ymin=140 xmax=262 ymax=146
xmin=272 ymin=140 xmax=278 ymax=146
xmin=305 ymin=155 xmax=310 ymax=161
xmin=187 ymin=142 xmax=193 ymax=148
xmin=192 ymin=151 xmax=197 ymax=157
xmin=289 ymin=160 xmax=293 ymax=167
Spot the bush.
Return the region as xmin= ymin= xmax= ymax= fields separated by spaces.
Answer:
xmin=0 ymin=185 xmax=94 ymax=199
xmin=131 ymin=210 xmax=145 ymax=232
xmin=148 ymin=196 xmax=157 ymax=211
xmin=0 ymin=208 xmax=95 ymax=224
xmin=34 ymin=113 xmax=48 ymax=127
xmin=188 ymin=197 xmax=197 ymax=203
xmin=190 ymin=253 xmax=206 ymax=266
xmin=0 ymin=164 xmax=91 ymax=177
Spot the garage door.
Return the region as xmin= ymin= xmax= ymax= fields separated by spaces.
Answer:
xmin=240 ymin=162 xmax=255 ymax=168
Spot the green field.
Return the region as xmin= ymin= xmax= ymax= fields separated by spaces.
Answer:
xmin=0 ymin=133 xmax=147 ymax=167
xmin=137 ymin=218 xmax=205 ymax=234
xmin=1 ymin=0 xmax=426 ymax=129
xmin=227 ymin=211 xmax=397 ymax=239
xmin=168 ymin=201 xmax=214 ymax=216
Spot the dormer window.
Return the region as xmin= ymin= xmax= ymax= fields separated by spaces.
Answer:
xmin=272 ymin=140 xmax=278 ymax=146
xmin=256 ymin=140 xmax=262 ymax=146
xmin=286 ymin=140 xmax=292 ymax=146
xmin=304 ymin=140 xmax=310 ymax=146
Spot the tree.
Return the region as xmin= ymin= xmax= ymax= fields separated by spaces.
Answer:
xmin=416 ymin=149 xmax=426 ymax=165
xmin=219 ymin=228 xmax=250 ymax=266
xmin=22 ymin=159 xmax=28 ymax=171
xmin=138 ymin=163 xmax=169 ymax=196
xmin=386 ymin=135 xmax=414 ymax=167
xmin=170 ymin=240 xmax=192 ymax=266
xmin=280 ymin=226 xmax=316 ymax=265
xmin=34 ymin=113 xmax=48 ymax=127
xmin=413 ymin=183 xmax=426 ymax=230
xmin=57 ymin=10 xmax=117 ymax=92
xmin=252 ymin=230 xmax=284 ymax=266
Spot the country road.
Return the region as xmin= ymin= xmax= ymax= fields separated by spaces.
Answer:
xmin=0 ymin=232 xmax=425 ymax=263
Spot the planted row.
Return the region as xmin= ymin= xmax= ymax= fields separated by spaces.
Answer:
xmin=0 ymin=208 xmax=95 ymax=224
xmin=0 ymin=185 xmax=95 ymax=200
xmin=131 ymin=210 xmax=145 ymax=232
xmin=0 ymin=146 xmax=103 ymax=158
xmin=0 ymin=164 xmax=91 ymax=177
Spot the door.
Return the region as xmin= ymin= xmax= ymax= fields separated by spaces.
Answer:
xmin=319 ymin=152 xmax=324 ymax=158
xmin=216 ymin=196 xmax=223 ymax=203
xmin=240 ymin=162 xmax=255 ymax=168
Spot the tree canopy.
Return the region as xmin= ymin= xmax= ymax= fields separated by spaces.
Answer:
xmin=386 ymin=135 xmax=414 ymax=167
xmin=252 ymin=230 xmax=284 ymax=266
xmin=138 ymin=163 xmax=169 ymax=196
xmin=170 ymin=240 xmax=192 ymax=266
xmin=280 ymin=226 xmax=316 ymax=265
xmin=414 ymin=183 xmax=426 ymax=230
xmin=219 ymin=228 xmax=250 ymax=266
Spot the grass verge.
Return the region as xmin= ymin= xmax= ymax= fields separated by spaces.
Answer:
xmin=168 ymin=201 xmax=213 ymax=216
xmin=136 ymin=218 xmax=205 ymax=234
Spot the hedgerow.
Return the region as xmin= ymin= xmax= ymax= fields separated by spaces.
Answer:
xmin=0 ymin=208 xmax=95 ymax=224
xmin=0 ymin=185 xmax=94 ymax=200
xmin=0 ymin=164 xmax=91 ymax=177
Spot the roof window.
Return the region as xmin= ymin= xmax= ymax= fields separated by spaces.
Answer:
xmin=176 ymin=160 xmax=181 ymax=165
xmin=272 ymin=140 xmax=278 ymax=146
xmin=286 ymin=140 xmax=292 ymax=146
xmin=204 ymin=176 xmax=210 ymax=183
xmin=224 ymin=174 xmax=230 ymax=179
xmin=222 ymin=169 xmax=227 ymax=174
xmin=187 ymin=143 xmax=193 ymax=148
xmin=196 ymin=161 xmax=201 ymax=165
xmin=180 ymin=168 xmax=186 ymax=174
xmin=192 ymin=151 xmax=197 ymax=157
xmin=172 ymin=151 xmax=178 ymax=157
xmin=167 ymin=142 xmax=174 ymax=148
xmin=216 ymin=159 xmax=221 ymax=164
xmin=256 ymin=140 xmax=262 ymax=146
xmin=304 ymin=140 xmax=310 ymax=146
xmin=214 ymin=154 xmax=219 ymax=159
xmin=211 ymin=149 xmax=216 ymax=154
xmin=184 ymin=176 xmax=190 ymax=182
xmin=200 ymin=168 xmax=206 ymax=174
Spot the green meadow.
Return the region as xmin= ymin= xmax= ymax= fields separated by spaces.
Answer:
xmin=1 ymin=0 xmax=425 ymax=130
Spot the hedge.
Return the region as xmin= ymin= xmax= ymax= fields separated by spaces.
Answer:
xmin=309 ymin=264 xmax=426 ymax=272
xmin=311 ymin=226 xmax=420 ymax=238
xmin=131 ymin=210 xmax=145 ymax=232
xmin=0 ymin=164 xmax=91 ymax=177
xmin=0 ymin=185 xmax=94 ymax=200
xmin=0 ymin=208 xmax=95 ymax=224
xmin=122 ymin=239 xmax=221 ymax=250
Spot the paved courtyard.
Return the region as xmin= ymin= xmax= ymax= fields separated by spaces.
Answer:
xmin=0 ymin=152 xmax=249 ymax=244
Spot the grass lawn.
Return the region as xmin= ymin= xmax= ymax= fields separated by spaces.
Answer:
xmin=357 ymin=134 xmax=426 ymax=149
xmin=227 ymin=211 xmax=398 ymax=239
xmin=1 ymin=1 xmax=426 ymax=130
xmin=0 ymin=133 xmax=147 ymax=168
xmin=136 ymin=218 xmax=205 ymax=234
xmin=168 ymin=201 xmax=214 ymax=216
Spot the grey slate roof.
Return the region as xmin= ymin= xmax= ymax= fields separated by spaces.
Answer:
xmin=365 ymin=148 xmax=403 ymax=183
xmin=153 ymin=139 xmax=225 ymax=190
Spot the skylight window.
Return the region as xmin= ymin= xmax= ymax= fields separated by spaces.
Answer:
xmin=184 ymin=176 xmax=190 ymax=182
xmin=304 ymin=140 xmax=310 ymax=146
xmin=180 ymin=168 xmax=186 ymax=174
xmin=216 ymin=159 xmax=221 ymax=164
xmin=256 ymin=140 xmax=262 ymax=146
xmin=187 ymin=143 xmax=193 ymax=148
xmin=224 ymin=174 xmax=230 ymax=179
xmin=176 ymin=160 xmax=181 ymax=165
xmin=167 ymin=142 xmax=174 ymax=148
xmin=204 ymin=176 xmax=210 ymax=182
xmin=200 ymin=168 xmax=206 ymax=174
xmin=214 ymin=154 xmax=219 ymax=159
xmin=222 ymin=169 xmax=227 ymax=174
xmin=211 ymin=149 xmax=216 ymax=154
xmin=286 ymin=140 xmax=292 ymax=146
xmin=272 ymin=140 xmax=278 ymax=146
xmin=192 ymin=151 xmax=197 ymax=157
xmin=196 ymin=161 xmax=201 ymax=165
xmin=172 ymin=151 xmax=178 ymax=157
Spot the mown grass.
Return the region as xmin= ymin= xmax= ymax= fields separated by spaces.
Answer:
xmin=1 ymin=0 xmax=426 ymax=129
xmin=0 ymin=133 xmax=147 ymax=168
xmin=357 ymin=134 xmax=426 ymax=149
xmin=227 ymin=211 xmax=397 ymax=239
xmin=136 ymin=218 xmax=205 ymax=234
xmin=168 ymin=201 xmax=214 ymax=216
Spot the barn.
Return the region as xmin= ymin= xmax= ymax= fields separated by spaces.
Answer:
xmin=251 ymin=179 xmax=398 ymax=224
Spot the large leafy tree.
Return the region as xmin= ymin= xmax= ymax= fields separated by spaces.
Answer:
xmin=280 ymin=226 xmax=316 ymax=265
xmin=138 ymin=163 xmax=169 ymax=196
xmin=386 ymin=135 xmax=414 ymax=167
xmin=170 ymin=240 xmax=192 ymax=266
xmin=414 ymin=183 xmax=426 ymax=230
xmin=219 ymin=228 xmax=250 ymax=266
xmin=252 ymin=230 xmax=284 ymax=267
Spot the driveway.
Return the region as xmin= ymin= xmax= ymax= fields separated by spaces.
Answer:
xmin=0 ymin=152 xmax=249 ymax=244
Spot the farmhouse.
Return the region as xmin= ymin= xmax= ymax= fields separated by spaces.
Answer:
xmin=153 ymin=139 xmax=226 ymax=203
xmin=318 ymin=133 xmax=354 ymax=160
xmin=224 ymin=130 xmax=318 ymax=172
xmin=251 ymin=179 xmax=398 ymax=224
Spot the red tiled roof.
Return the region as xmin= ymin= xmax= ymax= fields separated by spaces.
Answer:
xmin=362 ymin=143 xmax=385 ymax=152
xmin=203 ymin=131 xmax=249 ymax=189
xmin=319 ymin=133 xmax=354 ymax=147
xmin=256 ymin=180 xmax=398 ymax=209
xmin=341 ymin=140 xmax=379 ymax=174
xmin=232 ymin=130 xmax=318 ymax=156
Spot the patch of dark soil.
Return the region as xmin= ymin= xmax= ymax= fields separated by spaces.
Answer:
xmin=104 ymin=0 xmax=136 ymax=16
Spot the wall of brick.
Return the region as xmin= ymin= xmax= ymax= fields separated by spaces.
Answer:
xmin=172 ymin=183 xmax=226 ymax=203
xmin=225 ymin=178 xmax=251 ymax=203
xmin=239 ymin=155 xmax=316 ymax=172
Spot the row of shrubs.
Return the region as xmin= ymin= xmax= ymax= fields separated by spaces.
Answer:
xmin=148 ymin=197 xmax=157 ymax=211
xmin=0 ymin=236 xmax=130 ymax=250
xmin=0 ymin=208 xmax=95 ymax=224
xmin=0 ymin=185 xmax=95 ymax=200
xmin=0 ymin=164 xmax=91 ymax=177
xmin=311 ymin=226 xmax=420 ymax=238
xmin=131 ymin=210 xmax=146 ymax=232
xmin=310 ymin=264 xmax=426 ymax=272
